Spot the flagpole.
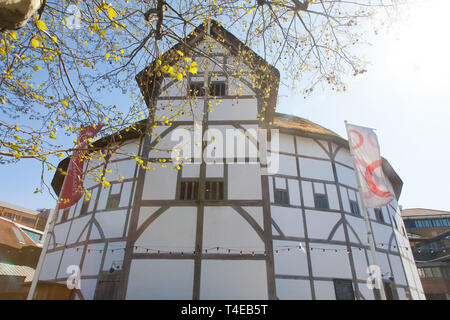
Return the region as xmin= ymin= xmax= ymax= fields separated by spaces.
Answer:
xmin=345 ymin=120 xmax=387 ymax=300
xmin=26 ymin=169 xmax=68 ymax=300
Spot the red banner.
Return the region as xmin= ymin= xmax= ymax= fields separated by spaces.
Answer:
xmin=58 ymin=125 xmax=103 ymax=209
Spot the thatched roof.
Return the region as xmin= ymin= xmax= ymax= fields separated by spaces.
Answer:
xmin=272 ymin=113 xmax=346 ymax=145
xmin=272 ymin=112 xmax=403 ymax=199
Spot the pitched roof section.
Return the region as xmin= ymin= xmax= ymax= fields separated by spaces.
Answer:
xmin=0 ymin=218 xmax=38 ymax=249
xmin=0 ymin=262 xmax=35 ymax=282
xmin=136 ymin=20 xmax=280 ymax=124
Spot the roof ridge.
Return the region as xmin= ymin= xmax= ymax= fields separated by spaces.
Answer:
xmin=401 ymin=208 xmax=450 ymax=214
xmin=273 ymin=112 xmax=344 ymax=139
xmin=0 ymin=200 xmax=39 ymax=215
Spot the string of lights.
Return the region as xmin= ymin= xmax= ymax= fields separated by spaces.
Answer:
xmin=50 ymin=242 xmax=415 ymax=255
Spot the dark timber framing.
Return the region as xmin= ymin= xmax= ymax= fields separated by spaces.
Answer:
xmin=45 ymin=20 xmax=418 ymax=300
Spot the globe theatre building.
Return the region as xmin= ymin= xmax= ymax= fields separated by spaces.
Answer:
xmin=40 ymin=21 xmax=425 ymax=300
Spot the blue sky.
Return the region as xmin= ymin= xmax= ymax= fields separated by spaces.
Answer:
xmin=280 ymin=0 xmax=450 ymax=211
xmin=0 ymin=0 xmax=448 ymax=212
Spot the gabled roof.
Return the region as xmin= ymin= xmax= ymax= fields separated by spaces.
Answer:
xmin=136 ymin=19 xmax=280 ymax=124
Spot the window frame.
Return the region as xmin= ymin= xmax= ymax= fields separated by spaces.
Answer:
xmin=188 ymin=82 xmax=206 ymax=97
xmin=333 ymin=279 xmax=355 ymax=300
xmin=349 ymin=200 xmax=360 ymax=216
xmin=374 ymin=208 xmax=385 ymax=223
xmin=204 ymin=179 xmax=225 ymax=201
xmin=274 ymin=189 xmax=289 ymax=205
xmin=179 ymin=179 xmax=200 ymax=201
xmin=106 ymin=193 xmax=121 ymax=210
xmin=80 ymin=199 xmax=90 ymax=216
xmin=178 ymin=178 xmax=226 ymax=201
xmin=209 ymin=81 xmax=226 ymax=97
xmin=314 ymin=193 xmax=329 ymax=210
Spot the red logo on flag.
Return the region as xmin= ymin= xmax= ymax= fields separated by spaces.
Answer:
xmin=347 ymin=124 xmax=393 ymax=208
xmin=58 ymin=125 xmax=103 ymax=209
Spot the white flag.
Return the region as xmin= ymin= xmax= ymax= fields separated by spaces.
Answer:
xmin=346 ymin=123 xmax=393 ymax=208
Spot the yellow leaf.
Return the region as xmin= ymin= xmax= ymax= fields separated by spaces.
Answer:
xmin=176 ymin=50 xmax=184 ymax=56
xmin=108 ymin=7 xmax=117 ymax=19
xmin=51 ymin=36 xmax=58 ymax=43
xmin=105 ymin=53 xmax=110 ymax=60
xmin=61 ymin=99 xmax=68 ymax=107
xmin=189 ymin=67 xmax=197 ymax=74
xmin=31 ymin=39 xmax=39 ymax=48
xmin=36 ymin=20 xmax=48 ymax=31
xmin=176 ymin=73 xmax=183 ymax=81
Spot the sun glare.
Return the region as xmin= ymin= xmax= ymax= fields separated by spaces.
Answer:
xmin=385 ymin=0 xmax=450 ymax=88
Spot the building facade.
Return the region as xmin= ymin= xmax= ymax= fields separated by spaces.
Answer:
xmin=38 ymin=21 xmax=424 ymax=300
xmin=0 ymin=216 xmax=41 ymax=299
xmin=0 ymin=201 xmax=48 ymax=239
xmin=402 ymin=208 xmax=450 ymax=299
xmin=0 ymin=202 xmax=50 ymax=298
